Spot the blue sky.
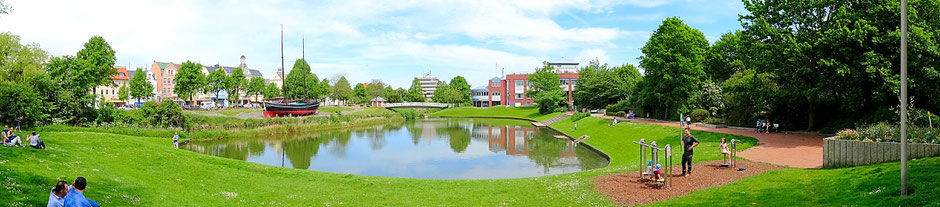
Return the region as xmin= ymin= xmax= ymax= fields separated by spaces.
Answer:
xmin=0 ymin=0 xmax=748 ymax=88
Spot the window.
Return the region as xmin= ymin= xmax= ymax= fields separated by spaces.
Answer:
xmin=515 ymin=93 xmax=524 ymax=99
xmin=492 ymin=92 xmax=500 ymax=97
xmin=514 ymin=80 xmax=524 ymax=87
xmin=491 ymin=80 xmax=500 ymax=87
xmin=560 ymin=79 xmax=569 ymax=85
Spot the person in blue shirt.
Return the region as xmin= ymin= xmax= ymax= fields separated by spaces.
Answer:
xmin=63 ymin=177 xmax=99 ymax=207
xmin=172 ymin=132 xmax=180 ymax=148
xmin=47 ymin=180 xmax=69 ymax=207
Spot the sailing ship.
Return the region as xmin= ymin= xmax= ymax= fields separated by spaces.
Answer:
xmin=263 ymin=25 xmax=320 ymax=118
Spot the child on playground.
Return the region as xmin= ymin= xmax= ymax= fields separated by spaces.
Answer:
xmin=720 ymin=137 xmax=731 ymax=164
xmin=644 ymin=161 xmax=653 ymax=177
xmin=653 ymin=164 xmax=663 ymax=181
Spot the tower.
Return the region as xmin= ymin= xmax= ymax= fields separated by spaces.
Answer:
xmin=239 ymin=55 xmax=250 ymax=76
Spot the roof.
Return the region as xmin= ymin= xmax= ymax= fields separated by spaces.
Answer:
xmin=361 ymin=83 xmax=371 ymax=88
xmin=371 ymin=97 xmax=387 ymax=102
xmin=127 ymin=70 xmax=136 ymax=78
xmin=110 ymin=66 xmax=130 ymax=80
xmin=548 ymin=58 xmax=579 ymax=65
xmin=205 ymin=64 xmax=263 ymax=78
xmin=156 ymin=62 xmax=171 ymax=70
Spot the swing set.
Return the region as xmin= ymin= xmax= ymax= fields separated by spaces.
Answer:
xmin=633 ymin=139 xmax=673 ymax=188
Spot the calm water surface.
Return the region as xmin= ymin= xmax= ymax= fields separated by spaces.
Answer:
xmin=185 ymin=118 xmax=609 ymax=179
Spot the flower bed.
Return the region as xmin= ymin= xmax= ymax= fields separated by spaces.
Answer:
xmin=836 ymin=123 xmax=938 ymax=144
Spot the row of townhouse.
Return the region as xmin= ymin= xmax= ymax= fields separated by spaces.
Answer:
xmin=472 ymin=58 xmax=580 ymax=108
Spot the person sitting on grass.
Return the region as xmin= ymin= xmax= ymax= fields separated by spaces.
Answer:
xmin=720 ymin=137 xmax=730 ymax=164
xmin=172 ymin=132 xmax=180 ymax=148
xmin=2 ymin=125 xmax=9 ymax=140
xmin=27 ymin=131 xmax=46 ymax=150
xmin=63 ymin=177 xmax=99 ymax=207
xmin=4 ymin=130 xmax=23 ymax=147
xmin=48 ymin=180 xmax=69 ymax=207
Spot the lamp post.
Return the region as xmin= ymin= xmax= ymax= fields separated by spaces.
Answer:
xmin=900 ymin=0 xmax=909 ymax=196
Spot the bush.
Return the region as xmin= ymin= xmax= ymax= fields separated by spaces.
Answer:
xmin=605 ymin=99 xmax=631 ymax=115
xmin=703 ymin=117 xmax=725 ymax=125
xmin=838 ymin=122 xmax=938 ymax=143
xmin=571 ymin=112 xmax=590 ymax=122
xmin=689 ymin=109 xmax=710 ymax=122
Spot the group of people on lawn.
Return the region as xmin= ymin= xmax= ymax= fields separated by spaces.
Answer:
xmin=2 ymin=123 xmax=46 ymax=149
xmin=47 ymin=177 xmax=100 ymax=207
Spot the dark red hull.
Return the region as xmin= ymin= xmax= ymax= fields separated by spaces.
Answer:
xmin=263 ymin=110 xmax=317 ymax=118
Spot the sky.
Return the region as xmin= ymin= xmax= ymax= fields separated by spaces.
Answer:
xmin=0 ymin=0 xmax=748 ymax=88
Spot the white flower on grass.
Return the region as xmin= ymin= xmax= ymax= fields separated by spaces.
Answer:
xmin=221 ymin=191 xmax=238 ymax=199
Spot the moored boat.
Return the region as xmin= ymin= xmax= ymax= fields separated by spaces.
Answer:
xmin=262 ymin=98 xmax=320 ymax=118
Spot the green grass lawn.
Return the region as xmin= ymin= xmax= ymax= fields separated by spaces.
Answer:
xmin=429 ymin=106 xmax=561 ymax=121
xmin=0 ymin=110 xmax=757 ymax=206
xmin=646 ymin=157 xmax=940 ymax=206
xmin=318 ymin=106 xmax=355 ymax=113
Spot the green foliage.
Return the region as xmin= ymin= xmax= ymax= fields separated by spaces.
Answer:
xmin=431 ymin=81 xmax=467 ymax=104
xmin=405 ymin=78 xmax=426 ymax=102
xmin=533 ymin=89 xmax=566 ymax=114
xmin=226 ymin=67 xmax=247 ymax=102
xmin=205 ymin=67 xmax=227 ymax=101
xmin=703 ymin=117 xmax=725 ymax=125
xmin=637 ymin=17 xmax=709 ymax=119
xmin=689 ymin=109 xmax=710 ymax=122
xmin=352 ymin=83 xmax=367 ymax=104
xmin=129 ymin=68 xmax=153 ymax=103
xmin=696 ymin=81 xmax=725 ymax=117
xmin=722 ymin=69 xmax=777 ymax=126
xmin=173 ymin=61 xmax=206 ymax=104
xmin=331 ymin=76 xmax=352 ymax=103
xmin=140 ymin=101 xmax=185 ymax=128
xmin=837 ymin=122 xmax=938 ymax=144
xmin=529 ymin=63 xmax=566 ymax=114
xmin=284 ymin=59 xmax=325 ymax=99
xmin=705 ymin=31 xmax=746 ymax=81
xmin=366 ymin=81 xmax=386 ymax=100
xmin=246 ymin=77 xmax=266 ymax=101
xmin=0 ymin=81 xmax=51 ymax=126
xmin=117 ymin=82 xmax=129 ymax=102
xmin=604 ymin=99 xmax=632 ymax=116
xmin=386 ymin=87 xmax=404 ymax=103
xmin=0 ymin=32 xmax=47 ymax=84
xmin=448 ymin=76 xmax=472 ymax=104
xmin=76 ymin=36 xmax=117 ymax=88
xmin=570 ymin=112 xmax=590 ymax=122
xmin=263 ymin=83 xmax=281 ymax=99
xmin=573 ymin=60 xmax=641 ymax=110
xmin=392 ymin=108 xmax=421 ymax=120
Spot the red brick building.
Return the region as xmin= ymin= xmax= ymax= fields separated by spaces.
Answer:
xmin=485 ymin=61 xmax=579 ymax=107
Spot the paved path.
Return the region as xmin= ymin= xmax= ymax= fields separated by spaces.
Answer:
xmin=593 ymin=115 xmax=825 ymax=168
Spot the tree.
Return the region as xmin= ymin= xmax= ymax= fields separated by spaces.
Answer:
xmin=528 ymin=62 xmax=566 ymax=114
xmin=285 ymin=59 xmax=314 ymax=99
xmin=352 ymin=83 xmax=367 ymax=104
xmin=405 ymin=78 xmax=426 ymax=102
xmin=76 ymin=36 xmax=117 ymax=100
xmin=227 ymin=67 xmax=247 ymax=104
xmin=129 ymin=68 xmax=154 ymax=104
xmin=0 ymin=0 xmax=11 ymax=16
xmin=0 ymin=82 xmax=51 ymax=126
xmin=431 ymin=81 xmax=450 ymax=103
xmin=638 ymin=17 xmax=709 ymax=119
xmin=263 ymin=83 xmax=281 ymax=99
xmin=118 ymin=82 xmax=129 ymax=103
xmin=173 ymin=61 xmax=206 ymax=105
xmin=46 ymin=55 xmax=94 ymax=124
xmin=205 ymin=68 xmax=227 ymax=104
xmin=366 ymin=81 xmax=386 ymax=100
xmin=448 ymin=76 xmax=472 ymax=105
xmin=0 ymin=32 xmax=47 ymax=84
xmin=387 ymin=88 xmax=405 ymax=103
xmin=332 ymin=76 xmax=352 ymax=105
xmin=318 ymin=78 xmax=331 ymax=100
xmin=246 ymin=77 xmax=266 ymax=102
xmin=573 ymin=60 xmax=642 ymax=110
xmin=705 ymin=31 xmax=747 ymax=82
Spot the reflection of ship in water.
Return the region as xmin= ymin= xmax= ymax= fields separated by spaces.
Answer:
xmin=472 ymin=125 xmax=577 ymax=157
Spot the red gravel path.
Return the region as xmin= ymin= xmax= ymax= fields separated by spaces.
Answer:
xmin=596 ymin=115 xmax=826 ymax=168
xmin=594 ymin=160 xmax=783 ymax=206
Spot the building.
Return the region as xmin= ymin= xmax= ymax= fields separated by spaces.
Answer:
xmin=483 ymin=58 xmax=579 ymax=107
xmin=417 ymin=74 xmax=440 ymax=99
xmin=150 ymin=61 xmax=182 ymax=100
xmin=471 ymin=86 xmax=489 ymax=107
xmin=370 ymin=97 xmax=387 ymax=107
xmin=94 ymin=66 xmax=131 ymax=106
xmin=267 ymin=68 xmax=285 ymax=89
xmin=203 ymin=57 xmax=265 ymax=105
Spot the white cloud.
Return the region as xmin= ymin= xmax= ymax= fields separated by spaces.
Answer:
xmin=575 ymin=49 xmax=610 ymax=65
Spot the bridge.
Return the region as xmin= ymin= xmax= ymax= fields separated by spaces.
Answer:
xmin=384 ymin=102 xmax=453 ymax=109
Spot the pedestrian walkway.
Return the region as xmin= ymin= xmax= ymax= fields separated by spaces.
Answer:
xmin=595 ymin=115 xmax=825 ymax=168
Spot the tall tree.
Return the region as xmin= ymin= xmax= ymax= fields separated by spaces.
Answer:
xmin=352 ymin=83 xmax=367 ymax=104
xmin=118 ymin=82 xmax=129 ymax=103
xmin=405 ymin=77 xmax=426 ymax=102
xmin=173 ymin=61 xmax=206 ymax=105
xmin=332 ymin=76 xmax=352 ymax=105
xmin=431 ymin=81 xmax=450 ymax=103
xmin=205 ymin=68 xmax=227 ymax=104
xmin=285 ymin=59 xmax=313 ymax=99
xmin=705 ymin=31 xmax=747 ymax=82
xmin=448 ymin=76 xmax=472 ymax=105
xmin=76 ymin=36 xmax=117 ymax=99
xmin=263 ymin=83 xmax=281 ymax=99
xmin=387 ymin=87 xmax=404 ymax=103
xmin=318 ymin=78 xmax=331 ymax=100
xmin=528 ymin=62 xmax=565 ymax=114
xmin=227 ymin=67 xmax=247 ymax=104
xmin=129 ymin=68 xmax=154 ymax=104
xmin=0 ymin=32 xmax=47 ymax=84
xmin=246 ymin=77 xmax=265 ymax=102
xmin=638 ymin=17 xmax=709 ymax=119
xmin=573 ymin=60 xmax=641 ymax=109
xmin=366 ymin=81 xmax=386 ymax=99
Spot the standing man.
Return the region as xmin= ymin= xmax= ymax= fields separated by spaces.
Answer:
xmin=680 ymin=128 xmax=699 ymax=176
xmin=172 ymin=132 xmax=180 ymax=148
xmin=63 ymin=177 xmax=99 ymax=207
xmin=15 ymin=116 xmax=23 ymax=131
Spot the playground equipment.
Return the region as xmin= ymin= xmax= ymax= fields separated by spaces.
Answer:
xmin=730 ymin=139 xmax=745 ymax=170
xmin=633 ymin=139 xmax=673 ymax=187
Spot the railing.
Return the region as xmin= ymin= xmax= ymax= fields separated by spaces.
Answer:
xmin=384 ymin=102 xmax=454 ymax=108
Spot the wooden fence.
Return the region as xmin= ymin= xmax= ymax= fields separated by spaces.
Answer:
xmin=823 ymin=137 xmax=940 ymax=168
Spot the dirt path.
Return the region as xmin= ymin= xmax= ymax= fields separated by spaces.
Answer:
xmin=595 ymin=115 xmax=825 ymax=168
xmin=594 ymin=160 xmax=783 ymax=206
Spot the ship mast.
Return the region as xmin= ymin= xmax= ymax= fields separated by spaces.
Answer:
xmin=280 ymin=24 xmax=286 ymax=100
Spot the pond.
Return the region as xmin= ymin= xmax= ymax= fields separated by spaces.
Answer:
xmin=185 ymin=118 xmax=609 ymax=179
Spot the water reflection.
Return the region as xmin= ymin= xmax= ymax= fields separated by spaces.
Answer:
xmin=186 ymin=118 xmax=609 ymax=179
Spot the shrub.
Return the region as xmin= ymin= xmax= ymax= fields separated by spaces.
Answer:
xmin=839 ymin=122 xmax=938 ymax=143
xmin=689 ymin=109 xmax=710 ymax=122
xmin=605 ymin=99 xmax=631 ymax=115
xmin=703 ymin=117 xmax=725 ymax=125
xmin=571 ymin=112 xmax=590 ymax=122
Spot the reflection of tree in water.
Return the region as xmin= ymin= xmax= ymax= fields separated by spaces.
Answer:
xmin=434 ymin=119 xmax=472 ymax=153
xmin=403 ymin=120 xmax=423 ymax=145
xmin=282 ymin=136 xmax=324 ymax=169
xmin=526 ymin=130 xmax=566 ymax=173
xmin=325 ymin=130 xmax=353 ymax=158
xmin=574 ymin=145 xmax=609 ymax=170
xmin=190 ymin=139 xmax=266 ymax=161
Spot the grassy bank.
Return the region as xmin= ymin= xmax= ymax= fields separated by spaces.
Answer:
xmin=2 ymin=107 xmax=759 ymax=206
xmin=429 ymin=106 xmax=561 ymax=122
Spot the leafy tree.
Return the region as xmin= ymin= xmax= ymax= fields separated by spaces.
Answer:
xmin=227 ymin=67 xmax=247 ymax=104
xmin=448 ymin=76 xmax=472 ymax=105
xmin=638 ymin=17 xmax=709 ymax=119
xmin=332 ymin=76 xmax=352 ymax=105
xmin=528 ymin=62 xmax=565 ymax=114
xmin=705 ymin=31 xmax=747 ymax=82
xmin=46 ymin=55 xmax=94 ymax=124
xmin=285 ymin=59 xmax=313 ymax=99
xmin=0 ymin=32 xmax=47 ymax=84
xmin=387 ymin=88 xmax=405 ymax=103
xmin=263 ymin=83 xmax=281 ymax=99
xmin=318 ymin=78 xmax=331 ymax=100
xmin=352 ymin=83 xmax=367 ymax=104
xmin=431 ymin=81 xmax=450 ymax=103
xmin=405 ymin=78 xmax=426 ymax=102
xmin=76 ymin=36 xmax=117 ymax=96
xmin=573 ymin=60 xmax=642 ymax=110
xmin=173 ymin=61 xmax=206 ymax=105
xmin=0 ymin=82 xmax=51 ymax=126
xmin=118 ymin=82 xmax=129 ymax=103
xmin=722 ymin=69 xmax=777 ymax=126
xmin=366 ymin=81 xmax=386 ymax=100
xmin=129 ymin=68 xmax=154 ymax=104
xmin=205 ymin=68 xmax=227 ymax=103
xmin=246 ymin=77 xmax=266 ymax=102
